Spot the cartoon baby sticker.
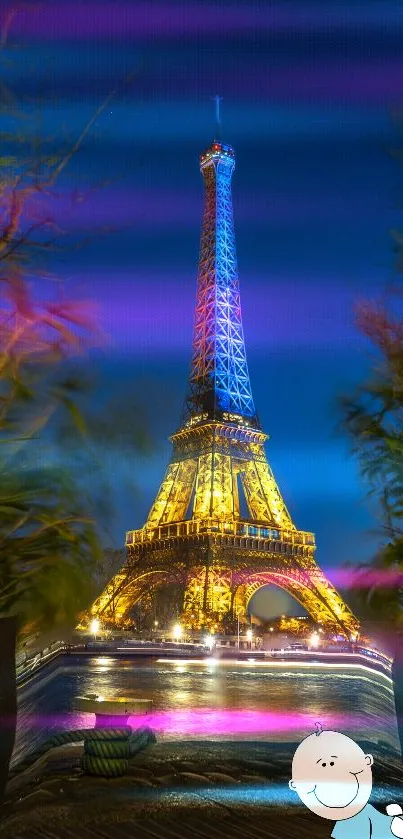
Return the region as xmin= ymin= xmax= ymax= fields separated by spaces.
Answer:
xmin=289 ymin=724 xmax=403 ymax=838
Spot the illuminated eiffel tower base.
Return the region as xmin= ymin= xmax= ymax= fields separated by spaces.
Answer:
xmin=88 ymin=137 xmax=359 ymax=639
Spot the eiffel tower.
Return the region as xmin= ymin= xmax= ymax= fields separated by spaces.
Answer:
xmin=89 ymin=124 xmax=359 ymax=640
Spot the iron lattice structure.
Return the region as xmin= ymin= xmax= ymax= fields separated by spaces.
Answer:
xmin=183 ymin=143 xmax=257 ymax=424
xmin=88 ymin=140 xmax=359 ymax=639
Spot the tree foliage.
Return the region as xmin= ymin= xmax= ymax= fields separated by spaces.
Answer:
xmin=342 ymin=299 xmax=403 ymax=523
xmin=341 ymin=295 xmax=403 ymax=629
xmin=0 ymin=14 xmax=146 ymax=637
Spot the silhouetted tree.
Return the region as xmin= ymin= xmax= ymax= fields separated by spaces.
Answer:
xmin=341 ymin=294 xmax=403 ymax=756
xmin=0 ymin=8 xmax=143 ymax=802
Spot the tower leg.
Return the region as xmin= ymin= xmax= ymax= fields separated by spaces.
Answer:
xmin=182 ymin=564 xmax=232 ymax=630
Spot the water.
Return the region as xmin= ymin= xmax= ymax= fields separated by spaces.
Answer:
xmin=13 ymin=654 xmax=400 ymax=767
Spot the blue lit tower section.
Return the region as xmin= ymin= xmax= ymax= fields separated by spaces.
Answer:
xmin=183 ymin=141 xmax=258 ymax=427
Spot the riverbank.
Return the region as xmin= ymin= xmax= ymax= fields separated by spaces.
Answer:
xmin=2 ymin=737 xmax=403 ymax=839
xmin=14 ymin=650 xmax=398 ymax=769
xmin=16 ymin=640 xmax=392 ymax=688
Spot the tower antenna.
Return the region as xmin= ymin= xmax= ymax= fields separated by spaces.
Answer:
xmin=212 ymin=94 xmax=223 ymax=141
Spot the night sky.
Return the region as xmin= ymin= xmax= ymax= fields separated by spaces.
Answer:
xmin=8 ymin=1 xmax=403 ymax=615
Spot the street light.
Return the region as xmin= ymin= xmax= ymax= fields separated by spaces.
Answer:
xmin=310 ymin=632 xmax=319 ymax=648
xmin=246 ymin=628 xmax=253 ymax=649
xmin=90 ymin=618 xmax=100 ymax=640
xmin=173 ymin=623 xmax=182 ymax=642
xmin=204 ymin=634 xmax=215 ymax=651
xmin=154 ymin=620 xmax=159 ymax=630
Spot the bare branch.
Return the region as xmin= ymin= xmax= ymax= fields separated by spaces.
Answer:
xmin=49 ymin=69 xmax=138 ymax=185
xmin=0 ymin=7 xmax=17 ymax=51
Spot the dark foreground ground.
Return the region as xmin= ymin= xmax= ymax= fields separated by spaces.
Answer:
xmin=2 ymin=739 xmax=403 ymax=839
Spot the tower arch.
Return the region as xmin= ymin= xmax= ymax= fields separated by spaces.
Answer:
xmin=90 ymin=567 xmax=186 ymax=626
xmin=244 ymin=580 xmax=308 ymax=622
xmin=233 ymin=570 xmax=355 ymax=635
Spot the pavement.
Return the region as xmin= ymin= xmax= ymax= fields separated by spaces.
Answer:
xmin=2 ymin=739 xmax=403 ymax=839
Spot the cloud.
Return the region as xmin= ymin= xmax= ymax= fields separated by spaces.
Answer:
xmin=12 ymin=102 xmax=388 ymax=144
xmin=11 ymin=2 xmax=403 ymax=41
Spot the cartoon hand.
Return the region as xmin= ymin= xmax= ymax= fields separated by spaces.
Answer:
xmin=386 ymin=803 xmax=403 ymax=838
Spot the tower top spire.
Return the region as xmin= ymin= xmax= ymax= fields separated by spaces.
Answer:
xmin=212 ymin=94 xmax=223 ymax=141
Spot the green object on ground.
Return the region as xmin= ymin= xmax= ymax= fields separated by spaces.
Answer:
xmin=82 ymin=726 xmax=155 ymax=778
xmin=9 ymin=726 xmax=156 ymax=780
xmin=81 ymin=752 xmax=129 ymax=777
xmin=84 ymin=738 xmax=131 ymax=758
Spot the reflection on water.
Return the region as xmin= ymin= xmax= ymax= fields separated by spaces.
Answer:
xmin=13 ymin=654 xmax=400 ymax=766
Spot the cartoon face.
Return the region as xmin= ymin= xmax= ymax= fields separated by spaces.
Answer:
xmin=289 ymin=730 xmax=373 ymax=821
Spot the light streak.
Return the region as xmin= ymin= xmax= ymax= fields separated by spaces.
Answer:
xmin=156 ymin=657 xmax=392 ymax=684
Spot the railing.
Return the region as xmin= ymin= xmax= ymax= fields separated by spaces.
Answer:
xmin=15 ymin=640 xmax=67 ymax=684
xmin=126 ymin=519 xmax=315 ymax=548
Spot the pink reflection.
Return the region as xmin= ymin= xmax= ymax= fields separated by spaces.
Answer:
xmin=18 ymin=708 xmax=385 ymax=739
xmin=141 ymin=709 xmax=387 ymax=738
xmin=81 ymin=275 xmax=357 ymax=352
xmin=329 ymin=568 xmax=403 ymax=588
